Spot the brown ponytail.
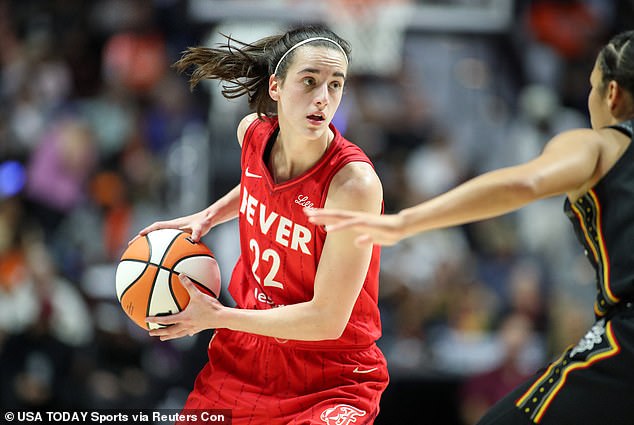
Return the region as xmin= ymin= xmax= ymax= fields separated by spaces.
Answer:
xmin=173 ymin=25 xmax=351 ymax=117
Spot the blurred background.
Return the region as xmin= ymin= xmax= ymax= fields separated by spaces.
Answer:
xmin=0 ymin=0 xmax=631 ymax=423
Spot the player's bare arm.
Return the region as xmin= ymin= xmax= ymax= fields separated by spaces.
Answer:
xmin=307 ymin=129 xmax=603 ymax=245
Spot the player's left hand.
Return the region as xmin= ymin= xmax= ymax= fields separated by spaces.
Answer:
xmin=304 ymin=207 xmax=406 ymax=246
xmin=146 ymin=274 xmax=223 ymax=341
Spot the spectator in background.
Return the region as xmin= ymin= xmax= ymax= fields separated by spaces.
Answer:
xmin=25 ymin=118 xmax=96 ymax=238
xmin=460 ymin=313 xmax=537 ymax=425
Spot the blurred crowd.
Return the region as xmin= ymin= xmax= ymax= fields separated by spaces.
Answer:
xmin=0 ymin=1 xmax=632 ymax=424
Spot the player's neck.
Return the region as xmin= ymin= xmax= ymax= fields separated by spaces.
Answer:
xmin=268 ymin=130 xmax=332 ymax=183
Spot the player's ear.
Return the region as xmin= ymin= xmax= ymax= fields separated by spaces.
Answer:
xmin=607 ymin=80 xmax=632 ymax=117
xmin=269 ymin=74 xmax=280 ymax=101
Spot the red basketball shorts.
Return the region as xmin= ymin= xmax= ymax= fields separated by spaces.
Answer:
xmin=179 ymin=328 xmax=389 ymax=425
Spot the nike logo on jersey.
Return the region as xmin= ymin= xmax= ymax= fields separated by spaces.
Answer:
xmin=245 ymin=167 xmax=262 ymax=178
xmin=352 ymin=367 xmax=377 ymax=374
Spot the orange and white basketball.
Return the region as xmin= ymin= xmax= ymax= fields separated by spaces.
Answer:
xmin=115 ymin=229 xmax=221 ymax=330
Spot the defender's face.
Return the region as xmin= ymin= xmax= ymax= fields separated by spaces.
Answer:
xmin=588 ymin=60 xmax=611 ymax=130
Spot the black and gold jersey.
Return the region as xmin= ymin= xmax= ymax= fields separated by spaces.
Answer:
xmin=564 ymin=120 xmax=634 ymax=318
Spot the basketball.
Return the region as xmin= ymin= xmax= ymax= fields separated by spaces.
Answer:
xmin=115 ymin=228 xmax=221 ymax=330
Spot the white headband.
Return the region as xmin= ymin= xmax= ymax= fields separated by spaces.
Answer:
xmin=273 ymin=37 xmax=349 ymax=76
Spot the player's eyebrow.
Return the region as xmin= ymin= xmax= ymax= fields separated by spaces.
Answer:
xmin=298 ymin=68 xmax=346 ymax=79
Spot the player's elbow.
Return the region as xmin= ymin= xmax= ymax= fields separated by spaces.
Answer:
xmin=321 ymin=324 xmax=345 ymax=340
xmin=318 ymin=316 xmax=348 ymax=340
xmin=523 ymin=173 xmax=564 ymax=200
xmin=308 ymin=298 xmax=352 ymax=340
xmin=506 ymin=174 xmax=545 ymax=203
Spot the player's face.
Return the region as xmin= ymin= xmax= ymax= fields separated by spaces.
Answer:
xmin=588 ymin=59 xmax=610 ymax=130
xmin=272 ymin=46 xmax=347 ymax=141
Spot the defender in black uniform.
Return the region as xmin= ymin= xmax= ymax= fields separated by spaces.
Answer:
xmin=495 ymin=118 xmax=634 ymax=425
xmin=306 ymin=30 xmax=634 ymax=425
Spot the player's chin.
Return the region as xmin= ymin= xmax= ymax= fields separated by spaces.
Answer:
xmin=304 ymin=123 xmax=329 ymax=140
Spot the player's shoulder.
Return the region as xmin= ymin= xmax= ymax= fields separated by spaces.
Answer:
xmin=545 ymin=128 xmax=613 ymax=156
xmin=552 ymin=128 xmax=606 ymax=144
xmin=237 ymin=113 xmax=262 ymax=147
xmin=327 ymin=162 xmax=382 ymax=213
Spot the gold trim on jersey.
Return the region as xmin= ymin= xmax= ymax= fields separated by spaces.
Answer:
xmin=569 ymin=190 xmax=619 ymax=317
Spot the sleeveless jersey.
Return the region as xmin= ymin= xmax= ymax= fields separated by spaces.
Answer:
xmin=227 ymin=117 xmax=382 ymax=348
xmin=564 ymin=120 xmax=634 ymax=317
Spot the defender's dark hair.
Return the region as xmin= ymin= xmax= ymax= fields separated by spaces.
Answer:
xmin=172 ymin=25 xmax=351 ymax=117
xmin=597 ymin=30 xmax=634 ymax=96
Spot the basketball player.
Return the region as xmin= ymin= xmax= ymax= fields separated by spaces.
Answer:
xmin=136 ymin=25 xmax=388 ymax=424
xmin=306 ymin=30 xmax=634 ymax=425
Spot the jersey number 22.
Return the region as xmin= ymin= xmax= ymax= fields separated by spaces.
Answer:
xmin=249 ymin=239 xmax=284 ymax=289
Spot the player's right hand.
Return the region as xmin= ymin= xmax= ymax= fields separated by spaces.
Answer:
xmin=129 ymin=210 xmax=212 ymax=245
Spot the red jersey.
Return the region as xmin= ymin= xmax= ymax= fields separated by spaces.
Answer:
xmin=227 ymin=117 xmax=382 ymax=349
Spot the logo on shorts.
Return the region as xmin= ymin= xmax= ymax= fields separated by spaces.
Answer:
xmin=352 ymin=367 xmax=377 ymax=374
xmin=569 ymin=319 xmax=606 ymax=358
xmin=320 ymin=404 xmax=366 ymax=425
